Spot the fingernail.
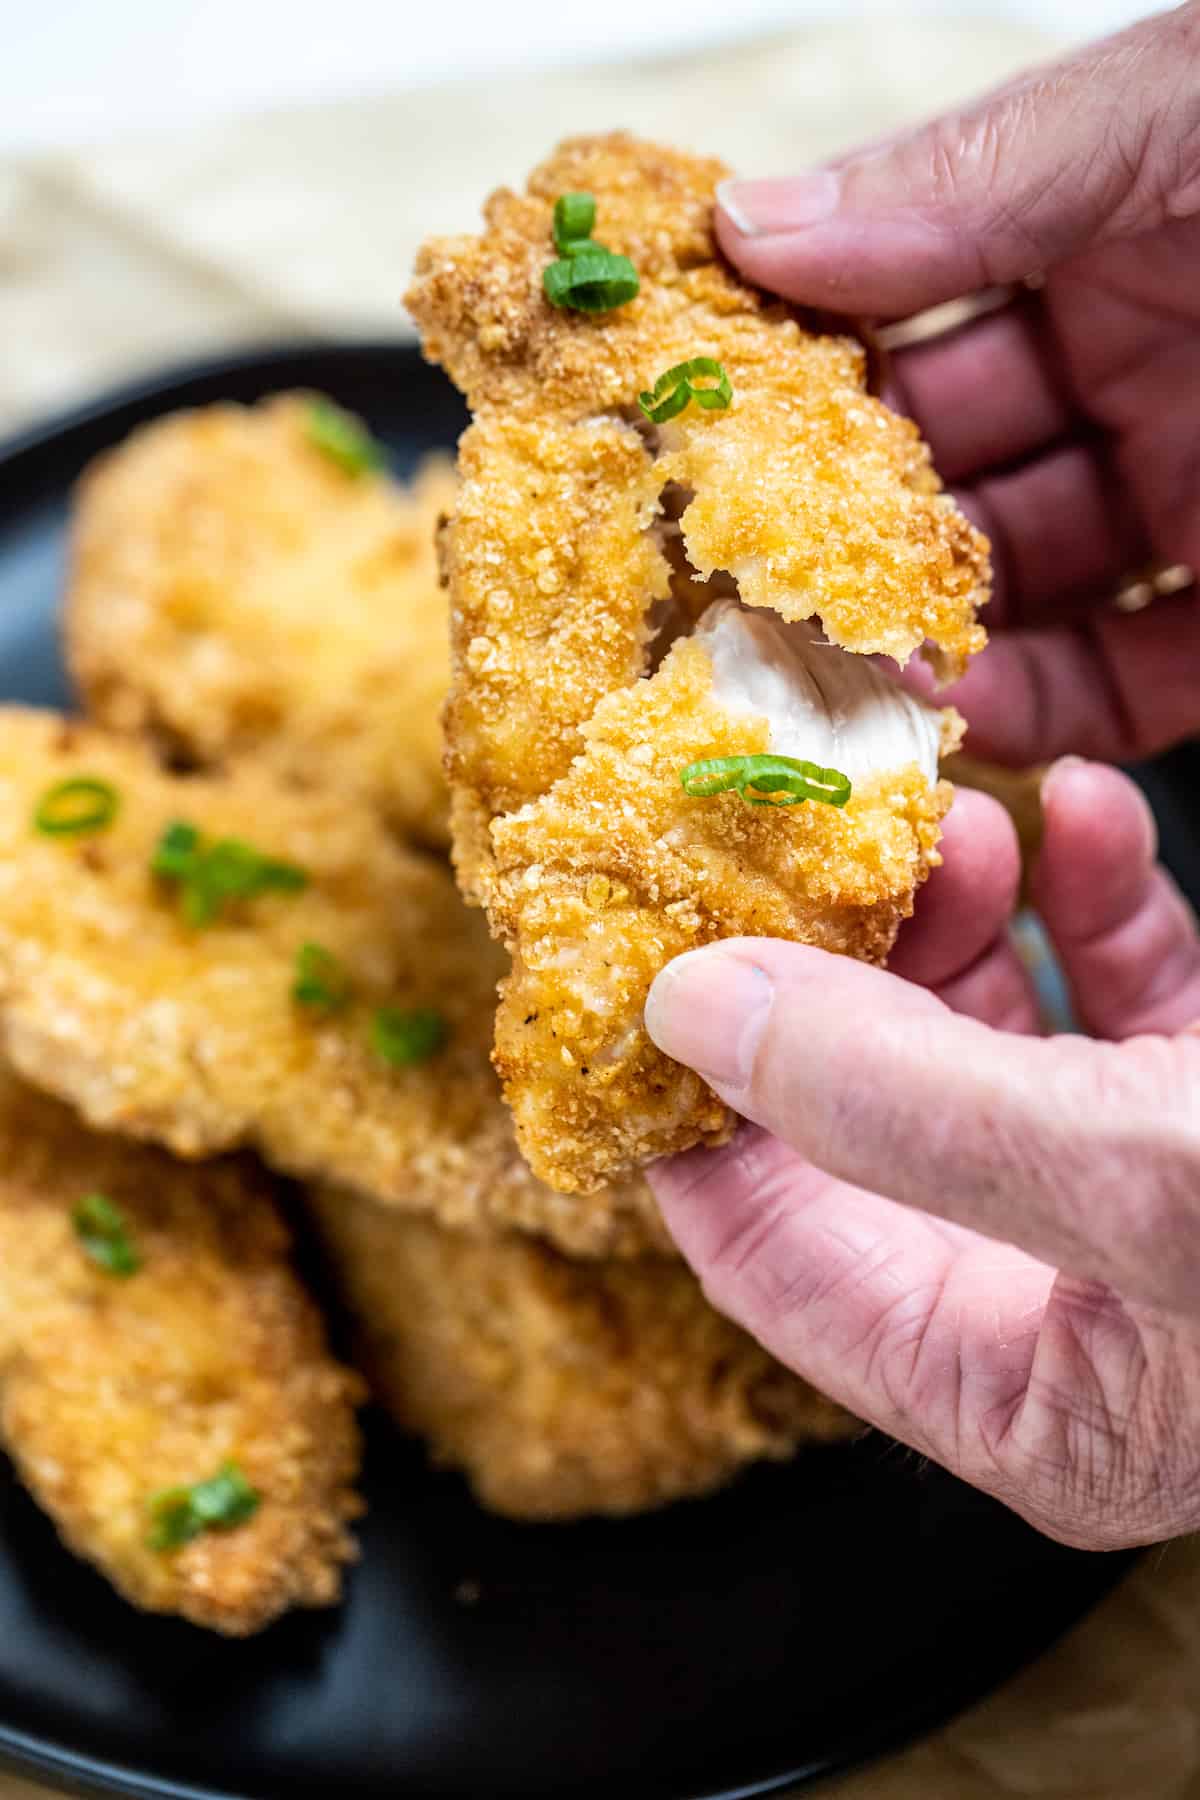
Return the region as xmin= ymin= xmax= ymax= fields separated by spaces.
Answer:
xmin=1040 ymin=754 xmax=1084 ymax=800
xmin=645 ymin=948 xmax=774 ymax=1091
xmin=716 ymin=172 xmax=841 ymax=238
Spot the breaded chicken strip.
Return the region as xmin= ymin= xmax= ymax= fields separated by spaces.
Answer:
xmin=490 ymin=614 xmax=962 ymax=1191
xmin=407 ymin=134 xmax=989 ymax=1193
xmin=0 ymin=1070 xmax=361 ymax=1634
xmin=307 ymin=1188 xmax=852 ymax=1520
xmin=66 ymin=395 xmax=455 ymax=849
xmin=408 ymin=133 xmax=985 ymax=825
xmin=0 ymin=710 xmax=664 ymax=1257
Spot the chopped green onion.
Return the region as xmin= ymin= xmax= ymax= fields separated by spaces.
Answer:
xmin=33 ymin=777 xmax=119 ymax=837
xmin=371 ymin=1006 xmax=447 ymax=1067
xmin=73 ymin=1193 xmax=140 ymax=1277
xmin=186 ymin=840 xmax=306 ymax=923
xmin=544 ymin=249 xmax=640 ymax=314
xmin=150 ymin=820 xmax=201 ymax=880
xmin=639 ymin=358 xmax=733 ymax=425
xmin=680 ymin=754 xmax=852 ymax=809
xmin=305 ymin=397 xmax=385 ymax=478
xmin=553 ymin=191 xmax=596 ymax=254
xmin=151 ymin=821 xmax=307 ymax=926
xmin=148 ymin=1462 xmax=261 ymax=1552
xmin=293 ymin=942 xmax=351 ymax=1014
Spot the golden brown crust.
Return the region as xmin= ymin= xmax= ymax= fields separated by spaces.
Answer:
xmin=66 ymin=396 xmax=455 ymax=849
xmin=0 ymin=709 xmax=665 ymax=1255
xmin=408 ymin=133 xmax=989 ymax=1194
xmin=307 ymin=1188 xmax=853 ymax=1521
xmin=442 ymin=412 xmax=667 ymax=817
xmin=0 ymin=1070 xmax=362 ymax=1635
xmin=490 ymin=641 xmax=956 ymax=1192
xmin=411 ymin=130 xmax=988 ymax=822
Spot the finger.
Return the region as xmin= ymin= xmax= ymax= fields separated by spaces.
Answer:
xmin=713 ymin=7 xmax=1200 ymax=316
xmin=935 ymin=931 xmax=1041 ymax=1035
xmin=960 ymin=442 xmax=1146 ymax=630
xmin=650 ymin=1126 xmax=1057 ymax=1505
xmin=1035 ymin=757 xmax=1200 ymax=1038
xmin=887 ymin=302 xmax=1072 ymax=484
xmin=890 ymin=787 xmax=1040 ymax=1031
xmin=917 ymin=588 xmax=1200 ymax=765
xmin=889 ymin=788 xmax=1021 ymax=987
xmin=644 ymin=938 xmax=1200 ymax=1313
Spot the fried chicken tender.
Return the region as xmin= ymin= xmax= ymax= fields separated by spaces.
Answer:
xmin=306 ymin=1189 xmax=852 ymax=1520
xmin=0 ymin=1069 xmax=362 ymax=1634
xmin=66 ymin=395 xmax=455 ymax=849
xmin=490 ymin=625 xmax=963 ymax=1191
xmin=407 ymin=133 xmax=989 ymax=1193
xmin=0 ymin=709 xmax=664 ymax=1256
xmin=408 ymin=133 xmax=986 ymax=821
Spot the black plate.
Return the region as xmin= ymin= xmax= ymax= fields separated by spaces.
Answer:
xmin=0 ymin=342 xmax=1150 ymax=1800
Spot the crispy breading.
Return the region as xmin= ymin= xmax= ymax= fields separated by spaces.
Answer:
xmin=0 ymin=1069 xmax=362 ymax=1634
xmin=407 ymin=133 xmax=988 ymax=1193
xmin=66 ymin=395 xmax=455 ymax=849
xmin=0 ymin=709 xmax=665 ymax=1256
xmin=307 ymin=1188 xmax=853 ymax=1520
xmin=489 ymin=641 xmax=961 ymax=1193
xmin=408 ymin=132 xmax=987 ymax=821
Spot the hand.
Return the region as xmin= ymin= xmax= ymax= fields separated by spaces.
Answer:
xmin=715 ymin=1 xmax=1200 ymax=767
xmin=645 ymin=764 xmax=1200 ymax=1549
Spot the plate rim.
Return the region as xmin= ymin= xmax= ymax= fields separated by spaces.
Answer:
xmin=0 ymin=338 xmax=416 ymax=469
xmin=0 ymin=340 xmax=1139 ymax=1800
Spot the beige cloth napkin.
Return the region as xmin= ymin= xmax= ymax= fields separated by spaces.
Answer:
xmin=1 ymin=15 xmax=1067 ymax=430
xmin=7 ymin=15 xmax=1200 ymax=1799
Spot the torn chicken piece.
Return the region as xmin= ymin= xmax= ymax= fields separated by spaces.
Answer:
xmin=0 ymin=1069 xmax=362 ymax=1635
xmin=306 ymin=1189 xmax=853 ymax=1521
xmin=408 ymin=131 xmax=986 ymax=827
xmin=489 ymin=613 xmax=962 ymax=1193
xmin=408 ymin=132 xmax=987 ymax=1193
xmin=0 ymin=709 xmax=666 ymax=1256
xmin=66 ymin=395 xmax=456 ymax=850
xmin=695 ymin=602 xmax=945 ymax=784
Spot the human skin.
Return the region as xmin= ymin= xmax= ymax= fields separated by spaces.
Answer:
xmin=645 ymin=3 xmax=1200 ymax=1549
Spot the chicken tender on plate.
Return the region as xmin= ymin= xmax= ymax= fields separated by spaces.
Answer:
xmin=307 ymin=1188 xmax=852 ymax=1520
xmin=0 ymin=1069 xmax=362 ymax=1635
xmin=407 ymin=133 xmax=989 ymax=1193
xmin=66 ymin=395 xmax=455 ymax=849
xmin=0 ymin=710 xmax=664 ymax=1256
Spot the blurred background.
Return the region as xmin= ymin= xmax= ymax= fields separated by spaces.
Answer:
xmin=0 ymin=0 xmax=1157 ymax=436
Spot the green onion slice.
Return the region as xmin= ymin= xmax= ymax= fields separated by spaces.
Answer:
xmin=152 ymin=821 xmax=307 ymax=926
xmin=543 ymin=249 xmax=640 ymax=313
xmin=305 ymin=397 xmax=386 ymax=478
xmin=553 ymin=191 xmax=596 ymax=254
xmin=371 ymin=1006 xmax=447 ymax=1067
xmin=680 ymin=754 xmax=852 ymax=809
xmin=73 ymin=1192 xmax=140 ymax=1277
xmin=293 ymin=942 xmax=352 ymax=1013
xmin=150 ymin=820 xmax=201 ymax=880
xmin=33 ymin=777 xmax=119 ymax=837
xmin=639 ymin=358 xmax=733 ymax=425
xmin=148 ymin=1462 xmax=261 ymax=1552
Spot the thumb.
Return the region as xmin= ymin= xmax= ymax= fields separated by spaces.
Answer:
xmin=644 ymin=940 xmax=1200 ymax=1314
xmin=715 ymin=3 xmax=1200 ymax=316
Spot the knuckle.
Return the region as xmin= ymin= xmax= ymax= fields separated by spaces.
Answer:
xmin=990 ymin=1281 xmax=1200 ymax=1548
xmin=1099 ymin=16 xmax=1200 ymax=227
xmin=1049 ymin=1038 xmax=1200 ymax=1305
